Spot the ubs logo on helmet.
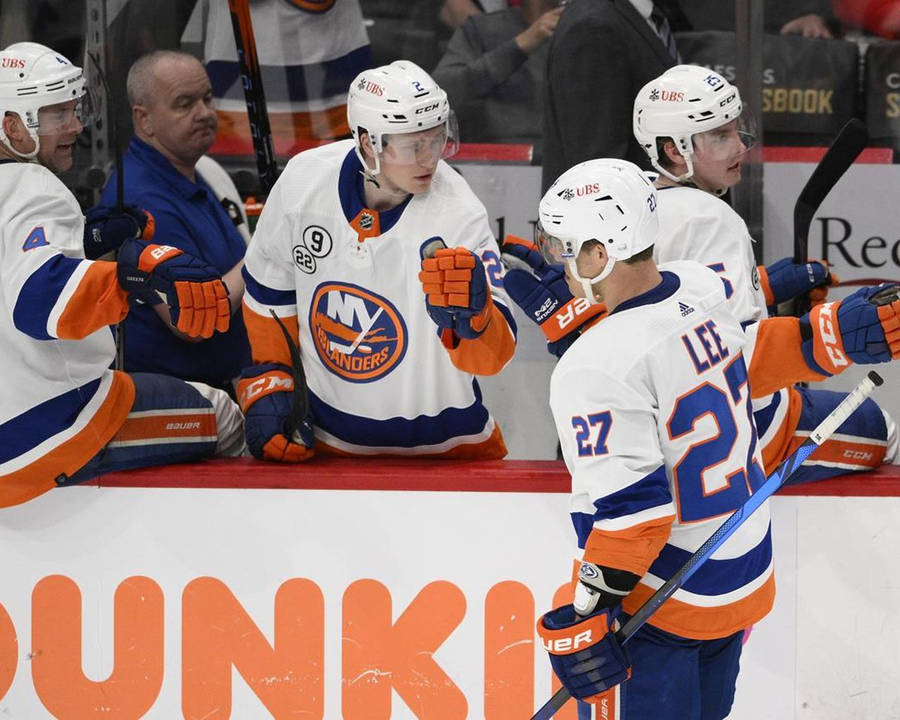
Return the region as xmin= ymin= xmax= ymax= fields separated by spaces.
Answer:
xmin=309 ymin=282 xmax=407 ymax=383
xmin=660 ymin=90 xmax=684 ymax=102
xmin=1 ymin=58 xmax=25 ymax=69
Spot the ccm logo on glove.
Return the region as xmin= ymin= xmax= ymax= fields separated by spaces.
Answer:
xmin=816 ymin=303 xmax=849 ymax=369
xmin=239 ymin=373 xmax=295 ymax=406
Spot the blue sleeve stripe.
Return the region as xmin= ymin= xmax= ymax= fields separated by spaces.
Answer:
xmin=207 ymin=46 xmax=371 ymax=105
xmin=242 ymin=266 xmax=296 ymax=308
xmin=591 ymin=465 xmax=671 ymax=522
xmin=0 ymin=378 xmax=102 ymax=463
xmin=13 ymin=255 xmax=81 ymax=340
xmin=309 ymin=381 xmax=490 ymax=449
xmin=648 ymin=529 xmax=773 ymax=596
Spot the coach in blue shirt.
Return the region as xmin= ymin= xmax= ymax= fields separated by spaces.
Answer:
xmin=99 ymin=50 xmax=250 ymax=392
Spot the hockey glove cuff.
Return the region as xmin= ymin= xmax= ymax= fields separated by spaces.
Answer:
xmin=238 ymin=363 xmax=314 ymax=463
xmin=504 ymin=263 xmax=606 ymax=358
xmin=758 ymin=257 xmax=834 ymax=307
xmin=537 ymin=603 xmax=631 ymax=702
xmin=84 ymin=204 xmax=155 ymax=259
xmin=799 ymin=284 xmax=900 ymax=375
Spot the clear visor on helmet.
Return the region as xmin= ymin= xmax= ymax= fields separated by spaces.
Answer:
xmin=382 ymin=110 xmax=460 ymax=165
xmin=535 ymin=221 xmax=573 ymax=266
xmin=35 ymin=90 xmax=97 ymax=135
xmin=691 ymin=111 xmax=757 ymax=161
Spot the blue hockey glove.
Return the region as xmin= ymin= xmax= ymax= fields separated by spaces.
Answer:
xmin=502 ymin=235 xmax=606 ymax=357
xmin=537 ymin=603 xmax=631 ymax=702
xmin=83 ymin=204 xmax=154 ymax=260
xmin=419 ymin=239 xmax=493 ymax=340
xmin=759 ymin=257 xmax=835 ymax=307
xmin=237 ymin=363 xmax=314 ymax=462
xmin=116 ymin=238 xmax=230 ymax=339
xmin=800 ymin=283 xmax=900 ymax=375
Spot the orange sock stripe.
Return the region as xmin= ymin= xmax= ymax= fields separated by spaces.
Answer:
xmin=0 ymin=372 xmax=135 ymax=508
xmin=56 ymin=262 xmax=129 ymax=340
xmin=622 ymin=571 xmax=775 ymax=640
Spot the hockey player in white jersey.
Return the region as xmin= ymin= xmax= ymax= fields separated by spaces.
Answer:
xmin=631 ymin=64 xmax=899 ymax=484
xmin=239 ymin=60 xmax=516 ymax=461
xmin=536 ymin=159 xmax=773 ymax=719
xmin=505 ymin=64 xmax=900 ymax=483
xmin=0 ymin=42 xmax=243 ymax=507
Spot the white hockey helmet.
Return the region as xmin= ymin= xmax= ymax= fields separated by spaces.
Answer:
xmin=347 ymin=60 xmax=457 ymax=175
xmin=633 ymin=64 xmax=751 ymax=182
xmin=538 ymin=158 xmax=659 ymax=299
xmin=0 ymin=42 xmax=92 ymax=160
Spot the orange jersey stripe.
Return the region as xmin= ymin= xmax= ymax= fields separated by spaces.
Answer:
xmin=56 ymin=261 xmax=129 ymax=340
xmin=0 ymin=372 xmax=135 ymax=507
xmin=315 ymin=423 xmax=508 ymax=460
xmin=446 ymin=304 xmax=515 ymax=376
xmin=242 ymin=303 xmax=299 ymax=367
xmin=110 ymin=411 xmax=217 ymax=444
xmin=581 ymin=516 xmax=676 ymax=579
xmin=748 ymin=317 xmax=828 ymax=398
xmin=622 ymin=571 xmax=775 ymax=640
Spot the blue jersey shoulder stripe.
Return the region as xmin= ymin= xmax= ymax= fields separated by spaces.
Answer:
xmin=13 ymin=254 xmax=81 ymax=340
xmin=0 ymin=378 xmax=102 ymax=464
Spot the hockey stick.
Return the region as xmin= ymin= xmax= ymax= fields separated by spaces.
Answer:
xmin=227 ymin=0 xmax=278 ymax=194
xmin=269 ymin=310 xmax=311 ymax=443
xmin=532 ymin=370 xmax=884 ymax=720
xmin=87 ymin=47 xmax=128 ymax=371
xmin=792 ymin=118 xmax=869 ymax=316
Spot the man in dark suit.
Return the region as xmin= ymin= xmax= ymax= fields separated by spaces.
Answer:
xmin=541 ymin=0 xmax=679 ymax=191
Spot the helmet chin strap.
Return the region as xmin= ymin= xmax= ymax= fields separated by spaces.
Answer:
xmin=653 ymin=153 xmax=727 ymax=197
xmin=566 ymin=256 xmax=615 ymax=305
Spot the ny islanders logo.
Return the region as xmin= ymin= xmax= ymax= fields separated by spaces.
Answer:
xmin=310 ymin=282 xmax=407 ymax=383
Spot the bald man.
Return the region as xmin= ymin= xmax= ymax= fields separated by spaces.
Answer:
xmin=96 ymin=50 xmax=251 ymax=394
